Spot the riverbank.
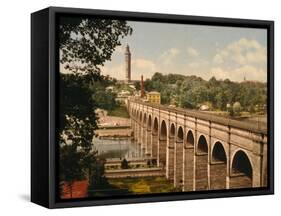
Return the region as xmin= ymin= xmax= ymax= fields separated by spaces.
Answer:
xmin=96 ymin=108 xmax=131 ymax=128
xmin=95 ymin=128 xmax=133 ymax=138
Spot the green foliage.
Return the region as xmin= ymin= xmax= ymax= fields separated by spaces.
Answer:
xmin=88 ymin=159 xmax=107 ymax=189
xmin=107 ymin=176 xmax=176 ymax=195
xmin=58 ymin=16 xmax=132 ymax=192
xmin=59 ymin=73 xmax=99 ymax=191
xmin=60 ymin=74 xmax=97 ymax=136
xmin=60 ymin=144 xmax=84 ymax=183
xmin=59 ymin=16 xmax=132 ymax=75
xmin=134 ymin=81 xmax=141 ymax=91
xmin=233 ymin=101 xmax=242 ymax=115
xmin=145 ymin=73 xmax=267 ymax=113
xmin=90 ymin=80 xmax=117 ymax=111
xmin=108 ymin=105 xmax=130 ymax=118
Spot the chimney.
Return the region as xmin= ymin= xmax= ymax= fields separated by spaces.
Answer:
xmin=141 ymin=75 xmax=145 ymax=98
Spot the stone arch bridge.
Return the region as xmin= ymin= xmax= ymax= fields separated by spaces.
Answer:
xmin=128 ymin=99 xmax=267 ymax=191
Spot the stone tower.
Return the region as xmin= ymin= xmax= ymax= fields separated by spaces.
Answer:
xmin=125 ymin=44 xmax=131 ymax=83
xmin=141 ymin=75 xmax=145 ymax=98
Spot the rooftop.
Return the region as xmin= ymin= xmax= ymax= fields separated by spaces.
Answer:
xmin=147 ymin=91 xmax=160 ymax=95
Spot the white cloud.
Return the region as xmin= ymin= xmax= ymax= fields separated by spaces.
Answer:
xmin=102 ymin=63 xmax=124 ymax=80
xmin=209 ymin=65 xmax=266 ymax=82
xmin=213 ymin=54 xmax=224 ymax=64
xmin=132 ymin=58 xmax=156 ymax=70
xmin=213 ymin=38 xmax=266 ymax=66
xmin=159 ymin=48 xmax=180 ymax=65
xmin=187 ymin=47 xmax=199 ymax=57
xmin=210 ymin=38 xmax=267 ymax=82
xmin=132 ymin=58 xmax=157 ymax=80
xmin=100 ymin=38 xmax=266 ymax=83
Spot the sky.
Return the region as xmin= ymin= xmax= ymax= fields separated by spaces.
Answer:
xmin=101 ymin=20 xmax=267 ymax=82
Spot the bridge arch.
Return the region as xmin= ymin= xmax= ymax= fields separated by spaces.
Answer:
xmin=197 ymin=135 xmax=208 ymax=153
xmin=136 ymin=110 xmax=142 ymax=146
xmin=212 ymin=141 xmax=226 ymax=162
xmin=230 ymin=150 xmax=253 ymax=188
xmin=186 ymin=130 xmax=194 ymax=146
xmin=170 ymin=123 xmax=176 ymax=138
xmin=143 ymin=113 xmax=147 ymax=125
xmin=175 ymin=126 xmax=184 ymax=187
xmin=231 ymin=150 xmax=252 ymax=177
xmin=151 ymin=117 xmax=159 ymax=158
xmin=177 ymin=126 xmax=184 ymax=142
xmin=145 ymin=114 xmax=153 ymax=157
xmin=195 ymin=135 xmax=208 ymax=190
xmin=160 ymin=120 xmax=168 ymax=139
xmin=159 ymin=120 xmax=168 ymax=166
xmin=147 ymin=115 xmax=152 ymax=130
xmin=210 ymin=141 xmax=227 ymax=189
xmin=139 ymin=111 xmax=142 ymax=123
xmin=153 ymin=117 xmax=159 ymax=134
xmin=183 ymin=130 xmax=195 ymax=191
xmin=140 ymin=111 xmax=147 ymax=156
xmin=167 ymin=123 xmax=176 ymax=180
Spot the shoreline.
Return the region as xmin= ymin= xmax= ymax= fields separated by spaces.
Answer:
xmin=95 ymin=128 xmax=133 ymax=138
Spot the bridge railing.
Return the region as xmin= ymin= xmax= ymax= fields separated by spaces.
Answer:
xmin=128 ymin=99 xmax=267 ymax=134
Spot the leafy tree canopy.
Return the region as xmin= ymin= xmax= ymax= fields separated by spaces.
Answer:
xmin=59 ymin=16 xmax=132 ymax=75
xmin=58 ymin=16 xmax=132 ymax=191
xmin=145 ymin=72 xmax=267 ymax=113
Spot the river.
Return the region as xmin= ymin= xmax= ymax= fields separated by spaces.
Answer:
xmin=92 ymin=136 xmax=141 ymax=159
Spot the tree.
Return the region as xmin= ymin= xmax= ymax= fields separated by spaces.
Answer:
xmin=91 ymin=84 xmax=117 ymax=110
xmin=215 ymin=91 xmax=227 ymax=110
xmin=134 ymin=81 xmax=141 ymax=91
xmin=226 ymin=103 xmax=234 ymax=116
xmin=142 ymin=72 xmax=266 ymax=113
xmin=58 ymin=16 xmax=132 ymax=192
xmin=59 ymin=144 xmax=84 ymax=198
xmin=233 ymin=102 xmax=242 ymax=116
xmin=59 ymin=16 xmax=132 ymax=75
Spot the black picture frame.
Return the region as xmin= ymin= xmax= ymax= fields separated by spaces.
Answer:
xmin=31 ymin=6 xmax=274 ymax=208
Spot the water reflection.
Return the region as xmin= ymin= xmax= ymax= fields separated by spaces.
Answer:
xmin=92 ymin=136 xmax=140 ymax=159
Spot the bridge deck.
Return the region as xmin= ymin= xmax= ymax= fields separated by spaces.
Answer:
xmin=129 ymin=99 xmax=267 ymax=134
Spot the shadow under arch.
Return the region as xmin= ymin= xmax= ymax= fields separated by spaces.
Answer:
xmin=167 ymin=123 xmax=176 ymax=180
xmin=186 ymin=130 xmax=194 ymax=146
xmin=183 ymin=130 xmax=195 ymax=191
xmin=230 ymin=150 xmax=253 ymax=189
xmin=143 ymin=113 xmax=147 ymax=125
xmin=145 ymin=115 xmax=153 ymax=157
xmin=210 ymin=141 xmax=227 ymax=190
xmin=177 ymin=126 xmax=184 ymax=142
xmin=151 ymin=117 xmax=159 ymax=158
xmin=174 ymin=126 xmax=184 ymax=188
xmin=170 ymin=123 xmax=176 ymax=137
xmin=195 ymin=135 xmax=208 ymax=190
xmin=159 ymin=120 xmax=168 ymax=166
